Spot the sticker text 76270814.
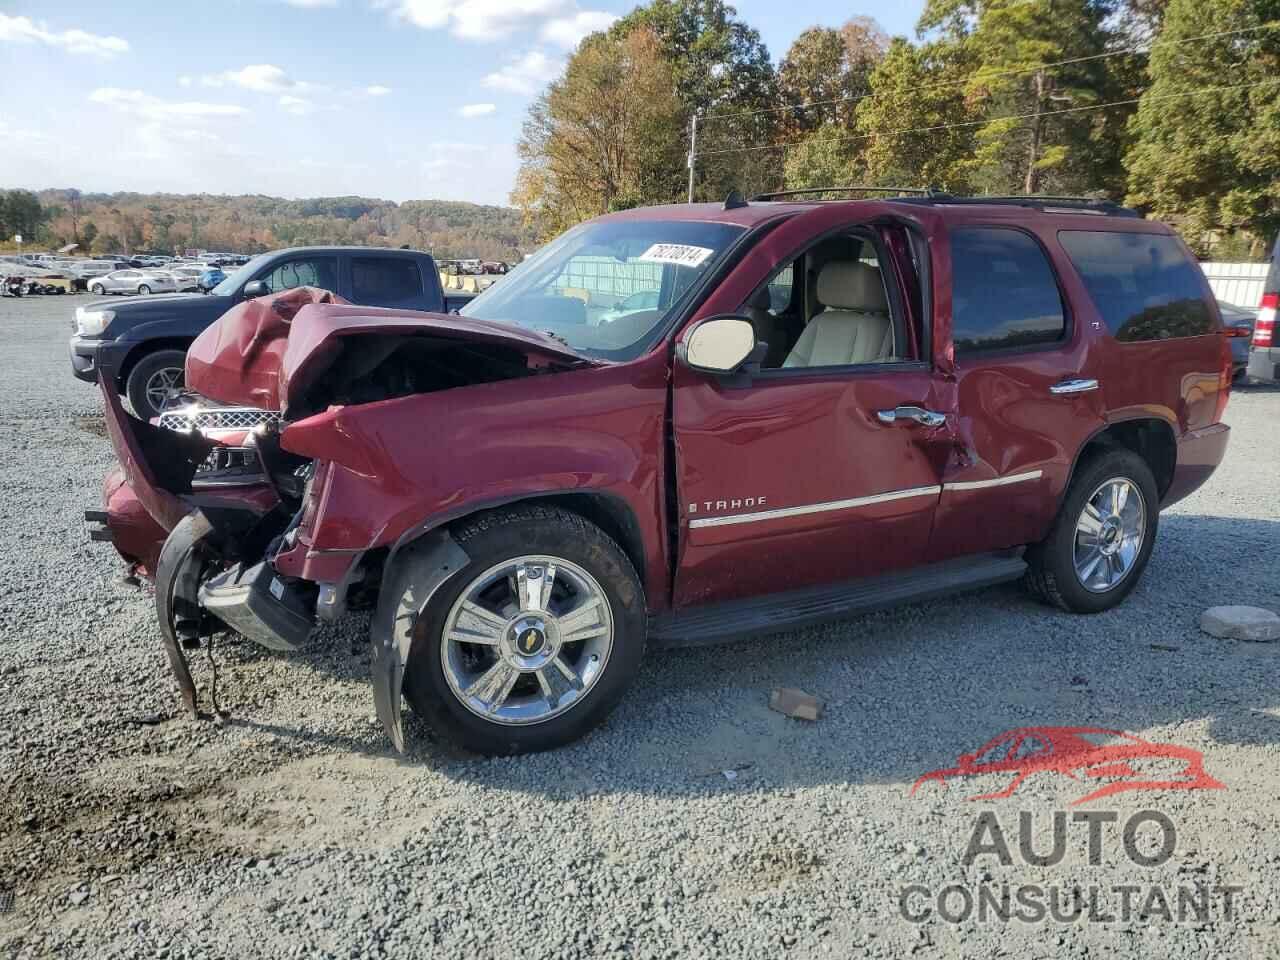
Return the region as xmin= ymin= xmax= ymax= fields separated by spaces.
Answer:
xmin=637 ymin=244 xmax=714 ymax=269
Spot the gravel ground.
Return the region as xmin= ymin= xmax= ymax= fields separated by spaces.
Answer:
xmin=2 ymin=294 xmax=1279 ymax=959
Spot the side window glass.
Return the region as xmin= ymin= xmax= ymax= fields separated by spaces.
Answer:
xmin=951 ymin=228 xmax=1066 ymax=354
xmin=766 ymin=264 xmax=794 ymax=314
xmin=1057 ymin=230 xmax=1214 ymax=341
xmin=743 ymin=233 xmax=909 ymax=371
xmin=351 ymin=257 xmax=422 ymax=306
xmin=260 ymin=257 xmax=338 ymax=293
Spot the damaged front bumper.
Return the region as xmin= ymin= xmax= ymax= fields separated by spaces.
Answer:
xmin=93 ymin=376 xmax=433 ymax=749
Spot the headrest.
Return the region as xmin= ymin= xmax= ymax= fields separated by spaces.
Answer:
xmin=816 ymin=261 xmax=888 ymax=312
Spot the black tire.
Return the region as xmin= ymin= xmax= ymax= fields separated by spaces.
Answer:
xmin=1024 ymin=448 xmax=1159 ymax=614
xmin=402 ymin=506 xmax=646 ymax=755
xmin=89 ymin=283 xmax=105 ymax=296
xmin=124 ymin=348 xmax=187 ymax=420
xmin=138 ymin=284 xmax=152 ymax=296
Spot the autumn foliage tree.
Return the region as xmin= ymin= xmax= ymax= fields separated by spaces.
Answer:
xmin=514 ymin=27 xmax=685 ymax=239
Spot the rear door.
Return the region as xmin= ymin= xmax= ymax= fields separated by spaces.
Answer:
xmin=927 ymin=219 xmax=1106 ymax=560
xmin=671 ymin=204 xmax=955 ymax=606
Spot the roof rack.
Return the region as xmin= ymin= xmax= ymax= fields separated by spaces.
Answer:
xmin=747 ymin=187 xmax=1141 ymax=218
xmin=894 ymin=194 xmax=1142 ymax=217
xmin=751 ymin=186 xmax=934 ymax=201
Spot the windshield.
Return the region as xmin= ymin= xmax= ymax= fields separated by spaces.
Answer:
xmin=459 ymin=218 xmax=745 ymax=360
xmin=212 ymin=253 xmax=270 ymax=297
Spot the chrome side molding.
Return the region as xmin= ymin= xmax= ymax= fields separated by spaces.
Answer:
xmin=1050 ymin=378 xmax=1099 ymax=395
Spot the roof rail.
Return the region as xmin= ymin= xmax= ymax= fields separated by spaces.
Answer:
xmin=751 ymin=186 xmax=934 ymax=201
xmin=747 ymin=187 xmax=1141 ymax=218
xmin=896 ymin=194 xmax=1142 ymax=218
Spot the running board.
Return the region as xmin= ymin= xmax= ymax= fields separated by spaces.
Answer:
xmin=649 ymin=552 xmax=1027 ymax=648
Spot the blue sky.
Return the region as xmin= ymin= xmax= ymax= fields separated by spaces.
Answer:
xmin=1 ymin=1 xmax=925 ymax=207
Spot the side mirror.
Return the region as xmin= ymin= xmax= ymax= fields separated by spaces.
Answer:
xmin=242 ymin=280 xmax=269 ymax=299
xmin=681 ymin=315 xmax=757 ymax=375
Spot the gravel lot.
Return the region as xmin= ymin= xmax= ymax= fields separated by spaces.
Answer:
xmin=2 ymin=294 xmax=1279 ymax=959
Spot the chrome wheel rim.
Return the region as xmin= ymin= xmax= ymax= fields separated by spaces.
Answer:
xmin=1073 ymin=478 xmax=1145 ymax=593
xmin=145 ymin=367 xmax=185 ymax=414
xmin=440 ymin=555 xmax=614 ymax=726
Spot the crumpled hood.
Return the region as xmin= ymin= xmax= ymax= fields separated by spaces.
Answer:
xmin=185 ymin=286 xmax=595 ymax=413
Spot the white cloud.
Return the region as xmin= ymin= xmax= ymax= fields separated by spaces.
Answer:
xmin=282 ymin=0 xmax=339 ymax=6
xmin=0 ymin=13 xmax=128 ymax=57
xmin=88 ymin=88 xmax=246 ymax=121
xmin=202 ymin=64 xmax=313 ymax=94
xmin=279 ymin=95 xmax=317 ymax=116
xmin=178 ymin=75 xmax=193 ymax=88
xmin=540 ymin=10 xmax=615 ymax=48
xmin=481 ymin=51 xmax=561 ymax=96
xmin=458 ymin=102 xmax=496 ymax=118
xmin=388 ymin=0 xmax=612 ymax=44
xmin=365 ymin=85 xmax=393 ymax=96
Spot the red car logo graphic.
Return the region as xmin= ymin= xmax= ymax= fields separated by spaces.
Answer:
xmin=910 ymin=726 xmax=1225 ymax=806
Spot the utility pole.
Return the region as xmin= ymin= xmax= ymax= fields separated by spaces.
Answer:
xmin=686 ymin=112 xmax=699 ymax=204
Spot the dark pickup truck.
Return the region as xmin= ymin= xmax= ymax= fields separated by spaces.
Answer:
xmin=69 ymin=246 xmax=471 ymax=419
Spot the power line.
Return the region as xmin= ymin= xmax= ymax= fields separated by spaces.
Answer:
xmin=698 ymin=20 xmax=1280 ymax=126
xmin=695 ymin=76 xmax=1280 ymax=158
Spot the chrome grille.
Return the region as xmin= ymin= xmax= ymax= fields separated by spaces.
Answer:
xmin=158 ymin=407 xmax=281 ymax=434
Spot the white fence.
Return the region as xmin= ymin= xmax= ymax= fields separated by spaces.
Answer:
xmin=1201 ymin=262 xmax=1269 ymax=307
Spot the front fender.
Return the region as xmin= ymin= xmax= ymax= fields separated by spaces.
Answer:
xmin=371 ymin=529 xmax=470 ymax=752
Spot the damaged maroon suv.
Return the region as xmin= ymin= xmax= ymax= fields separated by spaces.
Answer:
xmin=91 ymin=192 xmax=1233 ymax=755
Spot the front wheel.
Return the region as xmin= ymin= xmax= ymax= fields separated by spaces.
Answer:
xmin=402 ymin=506 xmax=646 ymax=755
xmin=89 ymin=283 xmax=105 ymax=296
xmin=1025 ymin=449 xmax=1159 ymax=613
xmin=138 ymin=284 xmax=152 ymax=295
xmin=125 ymin=348 xmax=188 ymax=420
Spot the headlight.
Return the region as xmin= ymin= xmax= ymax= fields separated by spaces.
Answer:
xmin=76 ymin=309 xmax=114 ymax=336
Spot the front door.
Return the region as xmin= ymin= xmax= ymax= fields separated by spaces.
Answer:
xmin=671 ymin=205 xmax=954 ymax=607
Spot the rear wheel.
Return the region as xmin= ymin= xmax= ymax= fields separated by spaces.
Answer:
xmin=125 ymin=348 xmax=187 ymax=420
xmin=138 ymin=283 xmax=152 ymax=295
xmin=1025 ymin=449 xmax=1158 ymax=613
xmin=402 ymin=506 xmax=646 ymax=755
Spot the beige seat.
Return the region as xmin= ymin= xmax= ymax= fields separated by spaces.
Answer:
xmin=783 ymin=261 xmax=894 ymax=368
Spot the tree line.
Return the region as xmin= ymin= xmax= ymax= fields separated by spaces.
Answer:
xmin=513 ymin=0 xmax=1280 ymax=258
xmin=0 ymin=190 xmax=537 ymax=261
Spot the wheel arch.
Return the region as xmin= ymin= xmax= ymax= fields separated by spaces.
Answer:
xmin=386 ymin=490 xmax=649 ymax=600
xmin=117 ymin=338 xmax=194 ymax=390
xmin=1064 ymin=417 xmax=1177 ymax=506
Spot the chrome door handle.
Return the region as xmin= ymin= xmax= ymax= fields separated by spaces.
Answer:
xmin=876 ymin=405 xmax=947 ymax=427
xmin=1050 ymin=378 xmax=1099 ymax=395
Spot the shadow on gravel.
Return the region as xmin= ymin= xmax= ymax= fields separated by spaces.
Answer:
xmin=428 ymin=514 xmax=1280 ymax=799
xmin=189 ymin=515 xmax=1280 ymax=801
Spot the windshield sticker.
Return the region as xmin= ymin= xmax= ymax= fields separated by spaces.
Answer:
xmin=637 ymin=243 xmax=715 ymax=268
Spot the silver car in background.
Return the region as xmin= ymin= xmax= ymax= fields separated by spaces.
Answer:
xmin=165 ymin=266 xmax=204 ymax=291
xmin=87 ymin=269 xmax=178 ymax=296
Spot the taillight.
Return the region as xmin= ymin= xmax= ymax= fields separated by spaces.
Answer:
xmin=1254 ymin=292 xmax=1277 ymax=347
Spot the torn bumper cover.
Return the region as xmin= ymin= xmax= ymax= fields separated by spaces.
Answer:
xmin=371 ymin=530 xmax=469 ymax=752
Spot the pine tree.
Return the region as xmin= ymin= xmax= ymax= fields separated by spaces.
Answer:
xmin=855 ymin=38 xmax=980 ymax=192
xmin=1125 ymin=0 xmax=1280 ymax=249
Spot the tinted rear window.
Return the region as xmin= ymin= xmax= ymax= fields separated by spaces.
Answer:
xmin=1058 ymin=231 xmax=1214 ymax=341
xmin=352 ymin=257 xmax=422 ymax=306
xmin=950 ymin=228 xmax=1066 ymax=354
